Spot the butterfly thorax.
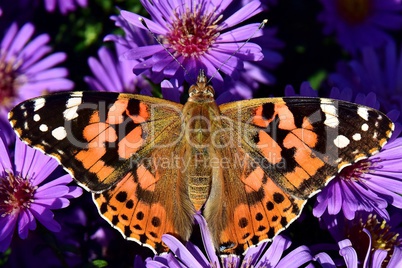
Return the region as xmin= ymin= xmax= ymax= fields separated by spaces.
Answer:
xmin=183 ymin=73 xmax=221 ymax=211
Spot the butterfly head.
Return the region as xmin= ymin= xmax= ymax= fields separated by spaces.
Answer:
xmin=188 ymin=70 xmax=215 ymax=102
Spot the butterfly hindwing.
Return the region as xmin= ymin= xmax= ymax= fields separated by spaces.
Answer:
xmin=204 ymin=97 xmax=394 ymax=253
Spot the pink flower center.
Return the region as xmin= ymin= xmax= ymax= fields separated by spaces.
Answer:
xmin=0 ymin=172 xmax=36 ymax=216
xmin=336 ymin=0 xmax=372 ymax=25
xmin=0 ymin=53 xmax=24 ymax=107
xmin=165 ymin=4 xmax=221 ymax=58
xmin=339 ymin=158 xmax=380 ymax=182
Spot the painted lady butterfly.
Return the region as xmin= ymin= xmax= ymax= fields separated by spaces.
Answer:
xmin=9 ymin=71 xmax=394 ymax=254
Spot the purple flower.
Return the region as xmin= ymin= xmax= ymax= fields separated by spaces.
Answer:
xmin=318 ymin=0 xmax=402 ymax=53
xmin=84 ymin=44 xmax=152 ymax=95
xmin=43 ymin=0 xmax=87 ymax=14
xmin=18 ymin=0 xmax=87 ymax=14
xmin=117 ymin=0 xmax=264 ymax=92
xmin=0 ymin=135 xmax=82 ymax=252
xmin=322 ymin=212 xmax=402 ymax=267
xmin=145 ymin=213 xmax=317 ymax=267
xmin=314 ymin=137 xmax=402 ymax=221
xmin=329 ymin=41 xmax=402 ymax=122
xmin=0 ymin=22 xmax=73 ymax=119
xmin=284 ymin=81 xmax=319 ymax=97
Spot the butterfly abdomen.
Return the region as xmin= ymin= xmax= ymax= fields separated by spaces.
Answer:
xmin=182 ymin=85 xmax=224 ymax=211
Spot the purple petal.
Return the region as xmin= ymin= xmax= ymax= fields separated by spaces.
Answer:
xmin=34 ymin=185 xmax=70 ymax=199
xmin=17 ymin=210 xmax=31 ymax=239
xmin=313 ymin=252 xmax=336 ymax=267
xmin=258 ymin=235 xmax=291 ymax=266
xmin=31 ymin=68 xmax=69 ymax=80
xmin=338 ymin=239 xmax=358 ymax=268
xmin=8 ymin=23 xmax=35 ymax=57
xmin=0 ymin=214 xmax=17 ymax=239
xmin=370 ymin=249 xmax=387 ymax=267
xmin=276 ymin=246 xmax=312 ymax=267
xmin=388 ymin=246 xmax=402 ymax=267
xmin=0 ymin=135 xmax=12 ymax=172
xmin=218 ymin=24 xmax=263 ymax=42
xmin=122 ymin=45 xmax=164 ymax=60
xmin=194 ymin=213 xmax=219 ymax=266
xmin=1 ymin=23 xmax=18 ymax=51
xmin=121 ymin=10 xmax=166 ymax=35
xmin=221 ymin=1 xmax=262 ymax=29
xmin=24 ymin=52 xmax=67 ymax=73
xmin=161 ymin=234 xmax=203 ymax=268
xmin=66 ymin=185 xmax=83 ymax=198
xmin=29 ymin=203 xmax=60 ymax=232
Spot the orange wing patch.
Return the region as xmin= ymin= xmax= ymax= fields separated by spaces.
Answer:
xmin=93 ymin=171 xmax=175 ymax=253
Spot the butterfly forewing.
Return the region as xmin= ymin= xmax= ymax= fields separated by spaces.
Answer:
xmin=9 ymin=91 xmax=184 ymax=191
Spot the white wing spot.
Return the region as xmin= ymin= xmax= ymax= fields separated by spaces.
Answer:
xmin=361 ymin=123 xmax=369 ymax=131
xmin=63 ymin=106 xmax=79 ymax=121
xmin=357 ymin=107 xmax=369 ymax=121
xmin=373 ymin=132 xmax=378 ymax=139
xmin=66 ymin=97 xmax=82 ymax=108
xmin=352 ymin=133 xmax=361 ymax=141
xmin=320 ymin=103 xmax=339 ymax=128
xmin=33 ymin=114 xmax=40 ymax=122
xmin=39 ymin=124 xmax=48 ymax=132
xmin=33 ymin=98 xmax=46 ymax=112
xmin=334 ymin=135 xmax=350 ymax=148
xmin=52 ymin=126 xmax=67 ymax=140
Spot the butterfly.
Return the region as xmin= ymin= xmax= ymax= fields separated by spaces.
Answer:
xmin=9 ymin=71 xmax=394 ymax=254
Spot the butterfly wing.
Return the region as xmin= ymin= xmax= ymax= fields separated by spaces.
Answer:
xmin=9 ymin=91 xmax=194 ymax=252
xmin=204 ymin=97 xmax=394 ymax=253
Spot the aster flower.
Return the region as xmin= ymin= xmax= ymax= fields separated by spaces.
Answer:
xmin=318 ymin=0 xmax=402 ymax=53
xmin=328 ymin=41 xmax=402 ymax=123
xmin=0 ymin=135 xmax=82 ymax=252
xmin=0 ymin=22 xmax=73 ymax=119
xmin=145 ymin=213 xmax=318 ymax=267
xmin=84 ymin=44 xmax=152 ymax=96
xmin=313 ymin=137 xmax=402 ymax=221
xmin=322 ymin=211 xmax=402 ymax=267
xmin=117 ymin=0 xmax=264 ymax=92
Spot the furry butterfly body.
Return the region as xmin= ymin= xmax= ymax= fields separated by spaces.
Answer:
xmin=9 ymin=72 xmax=394 ymax=254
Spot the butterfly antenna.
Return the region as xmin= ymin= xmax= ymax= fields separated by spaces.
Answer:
xmin=139 ymin=17 xmax=190 ymax=78
xmin=207 ymin=19 xmax=268 ymax=84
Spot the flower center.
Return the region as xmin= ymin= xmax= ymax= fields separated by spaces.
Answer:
xmin=339 ymin=158 xmax=380 ymax=182
xmin=336 ymin=0 xmax=372 ymax=25
xmin=165 ymin=4 xmax=221 ymax=58
xmin=347 ymin=214 xmax=401 ymax=265
xmin=0 ymin=172 xmax=36 ymax=217
xmin=0 ymin=52 xmax=23 ymax=106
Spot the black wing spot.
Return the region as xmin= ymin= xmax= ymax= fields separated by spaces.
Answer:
xmin=262 ymin=103 xmax=275 ymax=120
xmin=112 ymin=215 xmax=119 ymax=225
xmin=115 ymin=191 xmax=127 ymax=202
xmin=126 ymin=200 xmax=134 ymax=209
xmin=280 ymin=216 xmax=288 ymax=227
xmin=151 ymin=216 xmax=161 ymax=227
xmin=136 ymin=211 xmax=144 ymax=220
xmin=273 ymin=192 xmax=285 ymax=204
xmin=238 ymin=217 xmax=248 ymax=228
xmin=266 ymin=201 xmax=274 ymax=211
